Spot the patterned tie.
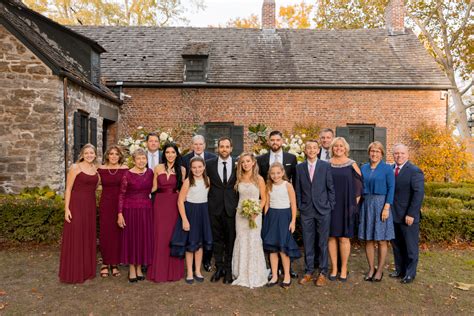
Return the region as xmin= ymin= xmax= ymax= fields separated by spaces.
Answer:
xmin=274 ymin=154 xmax=279 ymax=163
xmin=222 ymin=161 xmax=228 ymax=185
xmin=151 ymin=153 xmax=156 ymax=169
xmin=309 ymin=163 xmax=315 ymax=182
xmin=395 ymin=166 xmax=400 ymax=177
xmin=325 ymin=150 xmax=330 ymax=161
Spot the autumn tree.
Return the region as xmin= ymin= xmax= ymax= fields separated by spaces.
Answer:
xmin=226 ymin=1 xmax=314 ymax=29
xmin=22 ymin=0 xmax=205 ymax=26
xmin=314 ymin=0 xmax=473 ymax=153
xmin=409 ymin=122 xmax=472 ymax=182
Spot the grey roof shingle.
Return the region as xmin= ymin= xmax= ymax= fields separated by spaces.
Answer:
xmin=70 ymin=26 xmax=451 ymax=88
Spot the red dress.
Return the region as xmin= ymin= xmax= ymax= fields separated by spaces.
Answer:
xmin=147 ymin=174 xmax=184 ymax=282
xmin=98 ymin=168 xmax=127 ymax=265
xmin=59 ymin=172 xmax=98 ymax=283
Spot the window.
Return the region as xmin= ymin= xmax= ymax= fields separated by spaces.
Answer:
xmin=336 ymin=125 xmax=386 ymax=165
xmin=91 ymin=51 xmax=101 ymax=85
xmin=183 ymin=57 xmax=208 ymax=82
xmin=73 ymin=111 xmax=97 ymax=161
xmin=203 ymin=122 xmax=243 ymax=156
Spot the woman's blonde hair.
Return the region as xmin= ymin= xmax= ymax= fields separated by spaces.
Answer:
xmin=235 ymin=152 xmax=260 ymax=190
xmin=330 ymin=137 xmax=350 ymax=157
xmin=103 ymin=145 xmax=125 ymax=165
xmin=77 ymin=143 xmax=97 ymax=164
xmin=367 ymin=141 xmax=385 ymax=157
xmin=266 ymin=162 xmax=289 ymax=192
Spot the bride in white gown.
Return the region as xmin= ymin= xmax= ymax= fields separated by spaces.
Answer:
xmin=232 ymin=153 xmax=269 ymax=289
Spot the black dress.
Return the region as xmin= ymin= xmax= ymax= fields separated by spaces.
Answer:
xmin=329 ymin=159 xmax=362 ymax=238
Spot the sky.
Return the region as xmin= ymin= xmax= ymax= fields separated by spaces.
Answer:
xmin=185 ymin=0 xmax=299 ymax=27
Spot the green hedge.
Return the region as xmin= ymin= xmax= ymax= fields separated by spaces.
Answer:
xmin=420 ymin=208 xmax=474 ymax=243
xmin=0 ymin=187 xmax=64 ymax=243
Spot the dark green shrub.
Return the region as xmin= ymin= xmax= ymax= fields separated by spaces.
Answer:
xmin=424 ymin=182 xmax=474 ymax=197
xmin=432 ymin=187 xmax=474 ymax=201
xmin=423 ymin=196 xmax=464 ymax=210
xmin=420 ymin=208 xmax=474 ymax=243
xmin=0 ymin=187 xmax=64 ymax=243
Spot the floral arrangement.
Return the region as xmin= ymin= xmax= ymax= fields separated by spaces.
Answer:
xmin=118 ymin=126 xmax=187 ymax=166
xmin=239 ymin=199 xmax=262 ymax=229
xmin=248 ymin=123 xmax=270 ymax=155
xmin=283 ymin=133 xmax=306 ymax=162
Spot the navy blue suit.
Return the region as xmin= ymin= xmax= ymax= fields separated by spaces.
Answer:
xmin=295 ymin=159 xmax=336 ymax=275
xmin=390 ymin=161 xmax=424 ymax=279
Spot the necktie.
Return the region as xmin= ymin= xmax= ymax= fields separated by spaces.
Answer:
xmin=395 ymin=166 xmax=400 ymax=177
xmin=309 ymin=163 xmax=315 ymax=182
xmin=325 ymin=150 xmax=330 ymax=161
xmin=151 ymin=153 xmax=156 ymax=169
xmin=222 ymin=161 xmax=228 ymax=185
xmin=274 ymin=154 xmax=279 ymax=163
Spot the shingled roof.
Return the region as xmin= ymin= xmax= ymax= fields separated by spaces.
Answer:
xmin=0 ymin=0 xmax=120 ymax=103
xmin=70 ymin=26 xmax=451 ymax=89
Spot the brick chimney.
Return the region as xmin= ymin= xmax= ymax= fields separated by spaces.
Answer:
xmin=262 ymin=0 xmax=276 ymax=29
xmin=385 ymin=0 xmax=406 ymax=35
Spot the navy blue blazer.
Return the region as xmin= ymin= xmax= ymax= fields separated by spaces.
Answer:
xmin=392 ymin=161 xmax=425 ymax=224
xmin=295 ymin=159 xmax=336 ymax=216
xmin=182 ymin=151 xmax=217 ymax=178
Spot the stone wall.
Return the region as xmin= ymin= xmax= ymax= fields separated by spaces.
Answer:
xmin=0 ymin=25 xmax=64 ymax=193
xmin=0 ymin=25 xmax=121 ymax=193
xmin=120 ymin=87 xmax=447 ymax=160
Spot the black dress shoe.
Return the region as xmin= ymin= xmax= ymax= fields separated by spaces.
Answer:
xmin=210 ymin=269 xmax=224 ymax=283
xmin=223 ymin=272 xmax=233 ymax=284
xmin=389 ymin=271 xmax=403 ymax=278
xmin=290 ymin=269 xmax=298 ymax=279
xmin=203 ymin=262 xmax=213 ymax=272
xmin=401 ymin=276 xmax=414 ymax=284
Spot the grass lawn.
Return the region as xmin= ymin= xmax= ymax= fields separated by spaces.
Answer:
xmin=0 ymin=244 xmax=472 ymax=315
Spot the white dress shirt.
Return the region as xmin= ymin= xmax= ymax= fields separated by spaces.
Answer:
xmin=194 ymin=152 xmax=205 ymax=159
xmin=320 ymin=148 xmax=330 ymax=162
xmin=217 ymin=156 xmax=232 ymax=183
xmin=269 ymin=150 xmax=283 ymax=166
xmin=147 ymin=151 xmax=160 ymax=170
xmin=394 ymin=161 xmax=408 ymax=173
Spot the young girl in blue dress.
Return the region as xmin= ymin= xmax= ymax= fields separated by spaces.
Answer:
xmin=170 ymin=157 xmax=213 ymax=284
xmin=261 ymin=162 xmax=301 ymax=289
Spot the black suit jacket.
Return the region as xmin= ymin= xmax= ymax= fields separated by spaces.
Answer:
xmin=392 ymin=161 xmax=425 ymax=224
xmin=257 ymin=152 xmax=297 ymax=184
xmin=295 ymin=159 xmax=336 ymax=216
xmin=206 ymin=157 xmax=238 ymax=217
xmin=182 ymin=151 xmax=217 ymax=178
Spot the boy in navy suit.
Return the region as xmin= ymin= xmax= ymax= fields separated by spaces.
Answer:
xmin=390 ymin=144 xmax=424 ymax=284
xmin=295 ymin=140 xmax=335 ymax=286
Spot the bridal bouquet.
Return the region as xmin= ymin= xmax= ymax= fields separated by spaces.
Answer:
xmin=240 ymin=199 xmax=262 ymax=229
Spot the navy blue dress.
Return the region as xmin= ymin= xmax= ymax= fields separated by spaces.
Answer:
xmin=329 ymin=160 xmax=362 ymax=238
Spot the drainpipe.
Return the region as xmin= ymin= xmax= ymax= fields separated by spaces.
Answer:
xmin=63 ymin=77 xmax=69 ymax=186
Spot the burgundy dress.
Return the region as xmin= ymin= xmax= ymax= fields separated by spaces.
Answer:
xmin=119 ymin=169 xmax=154 ymax=265
xmin=98 ymin=168 xmax=127 ymax=265
xmin=147 ymin=174 xmax=184 ymax=282
xmin=59 ymin=172 xmax=99 ymax=284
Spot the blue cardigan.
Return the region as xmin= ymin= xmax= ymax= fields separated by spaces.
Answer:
xmin=361 ymin=161 xmax=395 ymax=205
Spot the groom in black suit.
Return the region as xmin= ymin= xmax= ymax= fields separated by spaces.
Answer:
xmin=206 ymin=137 xmax=238 ymax=284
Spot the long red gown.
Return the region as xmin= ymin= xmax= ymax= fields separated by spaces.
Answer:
xmin=98 ymin=168 xmax=127 ymax=265
xmin=59 ymin=172 xmax=98 ymax=283
xmin=147 ymin=174 xmax=184 ymax=282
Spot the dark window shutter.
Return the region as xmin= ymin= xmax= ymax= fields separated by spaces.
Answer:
xmin=231 ymin=125 xmax=244 ymax=157
xmin=89 ymin=117 xmax=97 ymax=148
xmin=374 ymin=127 xmax=387 ymax=152
xmin=336 ymin=126 xmax=350 ymax=140
xmin=73 ymin=112 xmax=82 ymax=161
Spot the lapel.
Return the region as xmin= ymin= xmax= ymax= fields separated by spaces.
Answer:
xmin=397 ymin=161 xmax=410 ymax=179
xmin=302 ymin=161 xmax=311 ymax=183
xmin=313 ymin=159 xmax=323 ymax=184
xmin=264 ymin=153 xmax=270 ymax=166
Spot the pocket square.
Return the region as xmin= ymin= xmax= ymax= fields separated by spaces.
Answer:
xmin=285 ymin=163 xmax=291 ymax=166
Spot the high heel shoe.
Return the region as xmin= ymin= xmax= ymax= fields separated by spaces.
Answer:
xmin=364 ymin=269 xmax=376 ymax=282
xmin=136 ymin=275 xmax=145 ymax=281
xmin=266 ymin=280 xmax=278 ymax=287
xmin=280 ymin=280 xmax=292 ymax=289
xmin=128 ymin=274 xmax=138 ymax=283
xmin=339 ymin=272 xmax=349 ymax=282
xmin=373 ymin=272 xmax=384 ymax=282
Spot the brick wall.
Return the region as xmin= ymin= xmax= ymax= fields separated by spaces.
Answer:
xmin=120 ymin=87 xmax=447 ymax=160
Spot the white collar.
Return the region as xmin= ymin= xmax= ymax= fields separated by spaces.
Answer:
xmin=218 ymin=156 xmax=231 ymax=164
xmin=395 ymin=161 xmax=408 ymax=170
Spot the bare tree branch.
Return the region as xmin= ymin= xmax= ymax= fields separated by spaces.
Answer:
xmin=460 ymin=80 xmax=473 ymax=96
xmin=449 ymin=1 xmax=474 ymax=47
xmin=407 ymin=10 xmax=448 ymax=70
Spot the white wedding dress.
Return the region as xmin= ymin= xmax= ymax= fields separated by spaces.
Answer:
xmin=232 ymin=182 xmax=268 ymax=288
